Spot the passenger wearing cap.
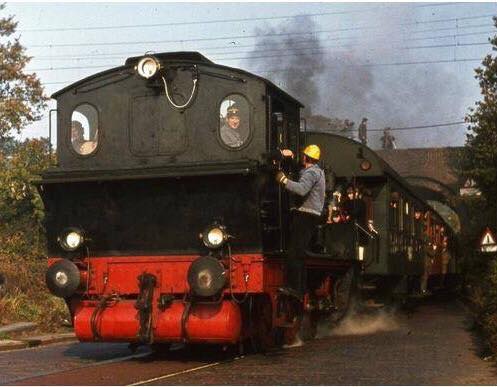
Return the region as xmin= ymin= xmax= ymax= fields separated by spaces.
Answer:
xmin=220 ymin=104 xmax=244 ymax=148
xmin=275 ymin=144 xmax=326 ymax=298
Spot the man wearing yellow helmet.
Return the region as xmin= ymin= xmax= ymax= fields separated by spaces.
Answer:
xmin=275 ymin=144 xmax=326 ymax=298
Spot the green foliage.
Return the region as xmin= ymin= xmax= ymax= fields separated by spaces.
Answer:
xmin=462 ymin=19 xmax=497 ymax=356
xmin=0 ymin=138 xmax=67 ymax=329
xmin=0 ymin=138 xmax=52 ymax=256
xmin=464 ymin=16 xmax=497 ymax=214
xmin=0 ymin=6 xmax=67 ymax=329
xmin=0 ymin=4 xmax=47 ymax=137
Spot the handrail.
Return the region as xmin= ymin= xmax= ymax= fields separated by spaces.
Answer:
xmin=354 ymin=222 xmax=377 ymax=239
xmin=48 ymin=109 xmax=57 ymax=157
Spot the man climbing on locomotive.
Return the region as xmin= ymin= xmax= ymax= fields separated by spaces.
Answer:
xmin=275 ymin=145 xmax=326 ymax=298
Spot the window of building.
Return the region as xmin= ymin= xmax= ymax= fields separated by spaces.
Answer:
xmin=71 ymin=104 xmax=98 ymax=156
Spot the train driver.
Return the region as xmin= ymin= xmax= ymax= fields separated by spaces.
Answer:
xmin=220 ymin=104 xmax=244 ymax=148
xmin=275 ymin=144 xmax=326 ymax=298
xmin=71 ymin=120 xmax=97 ymax=155
xmin=71 ymin=121 xmax=85 ymax=151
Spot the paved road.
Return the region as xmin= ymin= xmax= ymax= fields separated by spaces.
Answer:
xmin=4 ymin=297 xmax=497 ymax=385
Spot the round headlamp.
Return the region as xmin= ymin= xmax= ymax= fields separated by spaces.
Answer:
xmin=46 ymin=259 xmax=81 ymax=298
xmin=136 ymin=56 xmax=160 ymax=79
xmin=187 ymin=256 xmax=226 ymax=297
xmin=58 ymin=228 xmax=85 ymax=252
xmin=201 ymin=224 xmax=228 ymax=249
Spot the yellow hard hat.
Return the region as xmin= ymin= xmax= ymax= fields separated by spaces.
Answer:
xmin=303 ymin=144 xmax=321 ymax=161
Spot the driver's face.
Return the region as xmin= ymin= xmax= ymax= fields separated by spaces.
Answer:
xmin=72 ymin=126 xmax=82 ymax=141
xmin=227 ymin=115 xmax=240 ymax=129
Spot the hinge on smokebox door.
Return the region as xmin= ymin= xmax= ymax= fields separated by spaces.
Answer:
xmin=135 ymin=273 xmax=157 ymax=343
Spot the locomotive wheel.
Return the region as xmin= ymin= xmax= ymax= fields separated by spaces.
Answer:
xmin=250 ymin=295 xmax=275 ymax=353
xmin=299 ymin=311 xmax=318 ymax=341
xmin=281 ymin=297 xmax=304 ymax=346
xmin=330 ymin=266 xmax=358 ymax=323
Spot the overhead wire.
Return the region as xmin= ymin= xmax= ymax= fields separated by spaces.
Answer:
xmin=17 ymin=6 xmax=406 ymax=32
xmin=30 ymin=41 xmax=491 ymax=63
xmin=355 ymin=121 xmax=466 ymax=132
xmin=28 ymin=21 xmax=494 ymax=61
xmin=16 ymin=5 xmax=493 ymax=33
xmin=26 ymin=28 xmax=496 ymax=72
xmin=255 ymin=58 xmax=483 ymax=75
xmin=27 ymin=16 xmax=497 ymax=49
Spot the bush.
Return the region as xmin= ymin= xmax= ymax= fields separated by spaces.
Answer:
xmin=0 ymin=138 xmax=69 ymax=330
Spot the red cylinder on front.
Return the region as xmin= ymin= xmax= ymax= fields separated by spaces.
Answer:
xmin=155 ymin=300 xmax=242 ymax=344
xmin=74 ymin=299 xmax=242 ymax=344
xmin=74 ymin=301 xmax=140 ymax=342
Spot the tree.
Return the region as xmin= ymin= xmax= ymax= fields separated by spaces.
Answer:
xmin=0 ymin=138 xmax=52 ymax=256
xmin=464 ymin=16 xmax=497 ymax=216
xmin=462 ymin=18 xmax=497 ymax=356
xmin=0 ymin=4 xmax=46 ymax=138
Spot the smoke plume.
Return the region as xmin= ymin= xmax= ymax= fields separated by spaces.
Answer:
xmin=243 ymin=11 xmax=469 ymax=148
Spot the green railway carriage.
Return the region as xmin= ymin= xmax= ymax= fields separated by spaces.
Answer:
xmin=307 ymin=132 xmax=455 ymax=293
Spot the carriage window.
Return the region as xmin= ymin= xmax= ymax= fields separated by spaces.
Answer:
xmin=71 ymin=104 xmax=98 ymax=155
xmin=219 ymin=95 xmax=250 ymax=148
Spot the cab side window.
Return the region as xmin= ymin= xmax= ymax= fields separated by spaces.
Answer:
xmin=219 ymin=95 xmax=250 ymax=149
xmin=71 ymin=104 xmax=98 ymax=156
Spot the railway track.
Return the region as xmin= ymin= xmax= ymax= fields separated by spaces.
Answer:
xmin=8 ymin=342 xmax=244 ymax=386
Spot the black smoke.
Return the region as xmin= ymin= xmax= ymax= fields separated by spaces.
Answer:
xmin=243 ymin=13 xmax=468 ymax=149
xmin=245 ymin=16 xmax=326 ymax=117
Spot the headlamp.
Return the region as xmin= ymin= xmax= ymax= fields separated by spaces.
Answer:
xmin=200 ymin=224 xmax=228 ymax=249
xmin=58 ymin=228 xmax=85 ymax=252
xmin=136 ymin=56 xmax=160 ymax=79
xmin=187 ymin=256 xmax=226 ymax=297
xmin=45 ymin=259 xmax=81 ymax=298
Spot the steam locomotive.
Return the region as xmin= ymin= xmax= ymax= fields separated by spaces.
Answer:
xmin=39 ymin=52 xmax=454 ymax=350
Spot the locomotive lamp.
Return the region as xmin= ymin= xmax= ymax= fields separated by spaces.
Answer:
xmin=45 ymin=259 xmax=81 ymax=298
xmin=187 ymin=256 xmax=226 ymax=297
xmin=58 ymin=227 xmax=85 ymax=251
xmin=200 ymin=223 xmax=229 ymax=249
xmin=136 ymin=56 xmax=161 ymax=79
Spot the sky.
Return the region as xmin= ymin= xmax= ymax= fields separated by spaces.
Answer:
xmin=3 ymin=1 xmax=497 ymax=149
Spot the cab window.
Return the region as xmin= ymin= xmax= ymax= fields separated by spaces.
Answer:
xmin=219 ymin=95 xmax=250 ymax=149
xmin=71 ymin=104 xmax=98 ymax=156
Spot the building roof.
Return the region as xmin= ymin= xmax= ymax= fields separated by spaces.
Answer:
xmin=376 ymin=147 xmax=464 ymax=189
